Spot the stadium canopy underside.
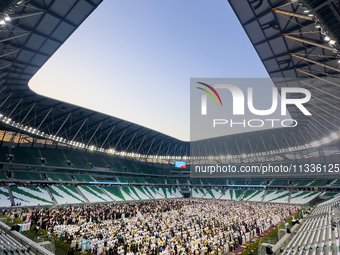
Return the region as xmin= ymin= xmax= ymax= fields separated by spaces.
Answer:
xmin=0 ymin=0 xmax=338 ymax=160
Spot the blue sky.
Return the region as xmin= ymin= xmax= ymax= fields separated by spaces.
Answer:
xmin=29 ymin=0 xmax=269 ymax=141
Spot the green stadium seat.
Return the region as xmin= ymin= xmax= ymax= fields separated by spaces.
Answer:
xmin=11 ymin=186 xmax=54 ymax=206
xmin=129 ymin=177 xmax=145 ymax=184
xmin=201 ymin=179 xmax=211 ymax=185
xmin=211 ymin=179 xmax=227 ymax=185
xmin=12 ymin=171 xmax=43 ymax=180
xmin=49 ymin=185 xmax=85 ymax=204
xmin=78 ymin=186 xmax=112 ymax=202
xmin=40 ymin=148 xmax=67 ymax=167
xmin=0 ymin=170 xmax=7 ymax=179
xmin=270 ymin=179 xmax=288 ymax=186
xmin=331 ymin=179 xmax=340 ymax=186
xmin=144 ymin=178 xmax=158 ymax=184
xmin=73 ymin=174 xmax=95 ymax=182
xmin=0 ymin=147 xmax=9 ymax=163
xmin=249 ymin=179 xmax=266 ymax=185
xmin=156 ymin=178 xmax=167 ymax=184
xmin=12 ymin=147 xmax=40 ymax=165
xmin=100 ymin=154 xmax=125 ymax=172
xmin=322 ymin=192 xmax=338 ymax=197
xmin=191 ymin=179 xmax=202 ymax=185
xmin=310 ymin=179 xmax=330 ymax=186
xmin=116 ymin=176 xmax=130 ymax=183
xmin=293 ymin=179 xmax=315 ymax=186
xmin=178 ymin=179 xmax=189 ymax=185
xmin=63 ymin=150 xmax=91 ymax=169
xmin=102 ymin=186 xmax=125 ymax=201
xmin=234 ymin=189 xmax=244 ymax=199
xmin=242 ymin=190 xmax=256 ymax=200
xmin=83 ymin=152 xmax=107 ymax=168
xmin=118 ymin=158 xmax=139 ymax=173
xmin=47 ymin=172 xmax=73 ymax=182
xmin=233 ymin=180 xmax=246 ymax=185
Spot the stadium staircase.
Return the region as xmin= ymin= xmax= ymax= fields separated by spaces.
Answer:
xmin=261 ymin=190 xmax=267 ymax=202
xmin=45 ymin=186 xmax=57 ymax=205
xmin=74 ymin=186 xmax=90 ymax=203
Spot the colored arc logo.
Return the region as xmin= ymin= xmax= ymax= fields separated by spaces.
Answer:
xmin=196 ymin=82 xmax=223 ymax=106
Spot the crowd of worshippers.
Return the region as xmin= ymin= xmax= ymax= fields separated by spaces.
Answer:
xmin=7 ymin=199 xmax=299 ymax=255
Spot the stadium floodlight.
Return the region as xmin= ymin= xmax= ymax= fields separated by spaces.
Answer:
xmin=330 ymin=133 xmax=339 ymax=139
xmin=4 ymin=16 xmax=11 ymax=22
xmin=315 ymin=24 xmax=321 ymax=29
xmin=308 ymin=14 xmax=313 ymax=17
xmin=329 ymin=40 xmax=336 ymax=45
xmin=0 ymin=20 xmax=5 ymax=25
xmin=325 ymin=36 xmax=331 ymax=41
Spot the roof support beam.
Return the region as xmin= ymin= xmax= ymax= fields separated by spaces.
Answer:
xmin=136 ymin=135 xmax=146 ymax=154
xmin=8 ymin=98 xmax=22 ymax=117
xmin=312 ymin=96 xmax=340 ymax=112
xmin=0 ymin=33 xmax=30 ymax=44
xmin=125 ymin=132 xmax=137 ymax=153
xmin=291 ymin=53 xmax=340 ymax=72
xmin=262 ymin=45 xmax=316 ymax=61
xmin=146 ymin=138 xmax=155 ymax=156
xmin=86 ymin=122 xmax=102 ymax=146
xmin=10 ymin=11 xmax=45 ymax=20
xmin=0 ymin=49 xmax=20 ymax=59
xmin=308 ymin=114 xmax=333 ymax=133
xmin=241 ymin=0 xmax=290 ymax=26
xmin=54 ymin=113 xmax=71 ymax=137
xmin=36 ymin=108 xmax=53 ymax=130
xmin=114 ymin=129 xmax=126 ymax=151
xmin=19 ymin=103 xmax=35 ymax=125
xmin=296 ymin=69 xmax=340 ymax=88
xmin=308 ymin=101 xmax=340 ymax=123
xmin=100 ymin=125 xmax=115 ymax=148
xmin=284 ymin=34 xmax=337 ymax=52
xmin=0 ymin=63 xmax=12 ymax=70
xmin=0 ymin=93 xmax=12 ymax=109
xmin=273 ymin=9 xmax=314 ymax=20
xmin=253 ymin=21 xmax=314 ymax=46
xmin=299 ymin=80 xmax=340 ymax=99
xmin=156 ymin=140 xmax=163 ymax=157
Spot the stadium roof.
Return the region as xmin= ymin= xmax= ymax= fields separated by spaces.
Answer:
xmin=190 ymin=0 xmax=340 ymax=158
xmin=0 ymin=0 xmax=189 ymax=157
xmin=0 ymin=0 xmax=339 ymax=158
